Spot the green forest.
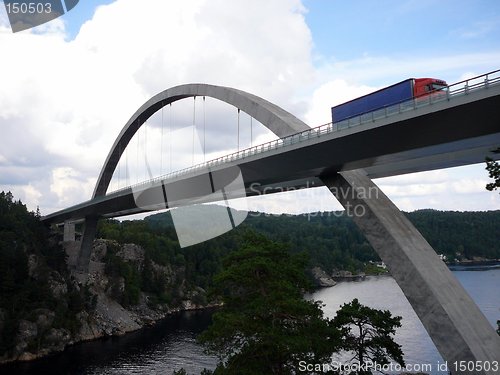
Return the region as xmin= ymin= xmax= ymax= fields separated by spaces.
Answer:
xmin=0 ymin=192 xmax=93 ymax=355
xmin=1 ymin=190 xmax=499 ymax=362
xmin=95 ymin=207 xmax=500 ymax=305
xmin=136 ymin=207 xmax=500 ymax=277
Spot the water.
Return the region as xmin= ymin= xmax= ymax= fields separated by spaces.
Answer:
xmin=2 ymin=268 xmax=499 ymax=375
xmin=1 ymin=310 xmax=218 ymax=375
xmin=312 ymin=267 xmax=500 ymax=374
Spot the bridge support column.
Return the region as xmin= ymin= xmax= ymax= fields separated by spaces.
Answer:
xmin=63 ymin=220 xmax=75 ymax=242
xmin=76 ymin=216 xmax=98 ymax=273
xmin=321 ymin=169 xmax=500 ymax=375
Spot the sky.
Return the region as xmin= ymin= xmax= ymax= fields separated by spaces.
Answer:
xmin=0 ymin=0 xmax=499 ymax=216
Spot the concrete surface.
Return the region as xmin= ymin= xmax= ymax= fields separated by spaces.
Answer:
xmin=321 ymin=169 xmax=500 ymax=375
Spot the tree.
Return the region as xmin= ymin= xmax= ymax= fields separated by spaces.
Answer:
xmin=485 ymin=157 xmax=500 ymax=192
xmin=198 ymin=233 xmax=341 ymax=374
xmin=485 ymin=159 xmax=500 ymax=336
xmin=332 ymin=298 xmax=405 ymax=374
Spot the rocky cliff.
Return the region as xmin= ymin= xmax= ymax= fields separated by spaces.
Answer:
xmin=0 ymin=239 xmax=211 ymax=364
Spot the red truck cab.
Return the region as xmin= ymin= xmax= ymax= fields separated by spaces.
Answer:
xmin=413 ymin=78 xmax=448 ymax=98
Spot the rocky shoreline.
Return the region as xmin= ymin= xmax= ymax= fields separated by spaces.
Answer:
xmin=3 ymin=252 xmax=372 ymax=365
xmin=310 ymin=267 xmax=379 ymax=288
xmin=0 ymin=239 xmax=217 ymax=365
xmin=5 ymin=300 xmax=216 ymax=364
xmin=8 ymin=245 xmax=493 ymax=365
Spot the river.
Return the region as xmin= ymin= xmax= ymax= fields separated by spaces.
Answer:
xmin=3 ymin=266 xmax=499 ymax=375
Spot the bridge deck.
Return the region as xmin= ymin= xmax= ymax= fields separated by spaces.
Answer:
xmin=43 ymin=77 xmax=500 ymax=224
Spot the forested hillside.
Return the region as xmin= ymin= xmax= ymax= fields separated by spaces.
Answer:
xmin=140 ymin=208 xmax=500 ymax=276
xmin=1 ymin=190 xmax=499 ymax=363
xmin=0 ymin=192 xmax=90 ymax=359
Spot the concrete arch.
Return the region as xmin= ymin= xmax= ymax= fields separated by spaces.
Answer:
xmin=93 ymin=84 xmax=310 ymax=198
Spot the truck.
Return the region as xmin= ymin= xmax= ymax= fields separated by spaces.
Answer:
xmin=331 ymin=78 xmax=448 ymax=123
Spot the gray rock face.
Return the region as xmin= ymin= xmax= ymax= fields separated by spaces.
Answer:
xmin=2 ymin=239 xmax=211 ymax=364
xmin=311 ymin=267 xmax=337 ymax=287
xmin=91 ymin=240 xmax=108 ymax=262
xmin=64 ymin=240 xmax=81 ymax=267
xmin=12 ymin=310 xmax=72 ymax=362
xmin=33 ymin=309 xmax=55 ymax=330
xmin=49 ymin=275 xmax=68 ymax=298
xmin=70 ymin=240 xmax=209 ymax=343
xmin=14 ymin=320 xmax=38 ymax=358
xmin=92 ymin=293 xmax=142 ymax=336
xmin=117 ymin=244 xmax=145 ymax=264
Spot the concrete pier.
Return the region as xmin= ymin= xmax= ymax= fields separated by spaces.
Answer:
xmin=63 ymin=220 xmax=75 ymax=242
xmin=76 ymin=216 xmax=98 ymax=273
xmin=321 ymin=169 xmax=500 ymax=375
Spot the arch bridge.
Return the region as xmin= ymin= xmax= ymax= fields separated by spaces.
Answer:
xmin=44 ymin=71 xmax=500 ymax=374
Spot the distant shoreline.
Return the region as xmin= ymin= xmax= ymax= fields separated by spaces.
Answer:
xmin=328 ymin=261 xmax=500 ymax=287
xmin=446 ymin=259 xmax=500 ymax=266
xmin=447 ymin=260 xmax=500 ymax=271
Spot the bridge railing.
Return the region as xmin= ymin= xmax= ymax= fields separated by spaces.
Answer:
xmin=109 ymin=69 xmax=500 ymax=195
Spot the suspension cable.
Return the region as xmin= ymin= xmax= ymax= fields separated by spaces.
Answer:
xmin=136 ymin=119 xmax=140 ymax=183
xmin=237 ymin=108 xmax=240 ymax=151
xmin=192 ymin=96 xmax=196 ymax=166
xmin=144 ymin=120 xmax=147 ymax=181
xmin=144 ymin=120 xmax=153 ymax=181
xmin=161 ymin=102 xmax=164 ymax=175
xmin=203 ymin=96 xmax=206 ymax=163
xmin=117 ymin=143 xmax=121 ymax=189
xmin=126 ymin=143 xmax=129 ymax=187
xmin=169 ymin=103 xmax=172 ymax=173
xmin=250 ymin=115 xmax=253 ymax=147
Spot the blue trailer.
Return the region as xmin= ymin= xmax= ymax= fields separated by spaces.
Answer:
xmin=331 ymin=77 xmax=447 ymax=123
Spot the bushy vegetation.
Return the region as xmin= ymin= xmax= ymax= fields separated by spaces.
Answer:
xmin=198 ymin=234 xmax=341 ymax=374
xmin=485 ymin=157 xmax=500 ymax=192
xmin=143 ymin=208 xmax=500 ymax=278
xmin=408 ymin=209 xmax=500 ymax=261
xmin=0 ymin=192 xmax=91 ymax=355
xmin=97 ymin=218 xmax=229 ymax=307
xmin=94 ymin=208 xmax=500 ymax=311
xmin=333 ymin=298 xmax=405 ymax=373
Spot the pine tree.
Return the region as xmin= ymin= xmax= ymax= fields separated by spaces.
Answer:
xmin=198 ymin=233 xmax=341 ymax=374
xmin=485 ymin=157 xmax=500 ymax=192
xmin=333 ymin=298 xmax=405 ymax=374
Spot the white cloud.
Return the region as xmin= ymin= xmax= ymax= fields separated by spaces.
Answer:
xmin=21 ymin=184 xmax=42 ymax=207
xmin=451 ymin=179 xmax=490 ymax=194
xmin=304 ymin=79 xmax=376 ymax=126
xmin=376 ymin=169 xmax=449 ymax=185
xmin=380 ymin=183 xmax=448 ymax=197
xmin=49 ymin=167 xmax=95 ymax=207
xmin=315 ymin=52 xmax=500 ymax=87
xmin=0 ymin=0 xmax=314 ymax=213
xmin=0 ymin=0 xmax=498 ymax=216
xmin=375 ymin=165 xmax=500 ymax=212
xmin=229 ymin=186 xmax=343 ymax=215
